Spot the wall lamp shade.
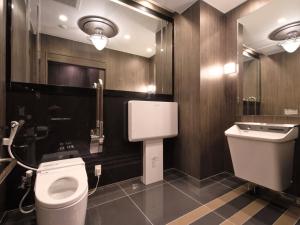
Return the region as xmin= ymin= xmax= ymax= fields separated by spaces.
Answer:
xmin=279 ymin=38 xmax=300 ymax=53
xmin=90 ymin=34 xmax=108 ymax=51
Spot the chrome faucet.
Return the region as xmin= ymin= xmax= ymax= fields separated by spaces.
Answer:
xmin=90 ymin=79 xmax=105 ymax=153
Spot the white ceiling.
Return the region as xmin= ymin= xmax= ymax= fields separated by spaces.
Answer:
xmin=40 ymin=0 xmax=165 ymax=58
xmin=150 ymin=0 xmax=247 ymax=13
xmin=238 ymin=0 xmax=300 ymax=56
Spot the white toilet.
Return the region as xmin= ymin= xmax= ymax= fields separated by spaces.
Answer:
xmin=35 ymin=158 xmax=88 ymax=225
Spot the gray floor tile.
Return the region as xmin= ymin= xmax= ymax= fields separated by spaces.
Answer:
xmin=119 ymin=177 xmax=164 ymax=195
xmin=219 ymin=176 xmax=246 ymax=189
xmin=2 ymin=210 xmax=36 ymax=225
xmin=164 ymin=169 xmax=186 ymax=182
xmin=88 ymin=183 xmax=126 ymax=208
xmin=169 ymin=176 xmax=232 ymax=204
xmin=86 ymin=197 xmax=152 ymax=225
xmin=191 ymin=212 xmax=225 ymax=225
xmin=130 ymin=183 xmax=199 ymax=225
xmin=211 ymin=172 xmax=232 ymax=182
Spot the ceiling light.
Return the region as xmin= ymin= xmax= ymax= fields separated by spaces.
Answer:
xmin=124 ymin=34 xmax=131 ymax=40
xmin=280 ymin=37 xmax=300 ymax=53
xmin=146 ymin=48 xmax=153 ymax=52
xmin=277 ymin=17 xmax=287 ymax=24
xmin=59 ymin=14 xmax=68 ymax=22
xmin=78 ymin=16 xmax=119 ymax=51
xmin=269 ymin=21 xmax=300 ymax=53
xmin=90 ymin=33 xmax=109 ymax=51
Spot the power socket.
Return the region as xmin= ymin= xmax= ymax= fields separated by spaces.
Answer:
xmin=94 ymin=165 xmax=102 ymax=176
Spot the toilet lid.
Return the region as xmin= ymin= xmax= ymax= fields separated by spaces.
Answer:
xmin=35 ymin=167 xmax=88 ymax=209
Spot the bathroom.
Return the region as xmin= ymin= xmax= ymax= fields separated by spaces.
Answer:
xmin=1 ymin=0 xmax=300 ymax=224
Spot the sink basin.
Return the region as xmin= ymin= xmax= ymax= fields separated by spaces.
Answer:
xmin=225 ymin=122 xmax=298 ymax=191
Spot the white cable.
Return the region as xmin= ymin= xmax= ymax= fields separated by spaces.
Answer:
xmin=19 ymin=187 xmax=35 ymax=214
xmin=88 ymin=175 xmax=100 ymax=196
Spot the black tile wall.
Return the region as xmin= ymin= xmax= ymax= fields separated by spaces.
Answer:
xmin=4 ymin=82 xmax=174 ymax=210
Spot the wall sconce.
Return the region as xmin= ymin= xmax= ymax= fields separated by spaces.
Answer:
xmin=223 ymin=63 xmax=237 ymax=75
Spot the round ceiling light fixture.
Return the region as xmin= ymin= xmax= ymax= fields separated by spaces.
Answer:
xmin=78 ymin=16 xmax=119 ymax=51
xmin=269 ymin=21 xmax=300 ymax=53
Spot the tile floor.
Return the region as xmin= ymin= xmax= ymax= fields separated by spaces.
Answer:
xmin=2 ymin=169 xmax=300 ymax=225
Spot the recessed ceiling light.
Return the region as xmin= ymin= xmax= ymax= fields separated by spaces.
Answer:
xmin=277 ymin=17 xmax=286 ymax=24
xmin=124 ymin=34 xmax=131 ymax=40
xmin=146 ymin=48 xmax=153 ymax=52
xmin=59 ymin=14 xmax=68 ymax=22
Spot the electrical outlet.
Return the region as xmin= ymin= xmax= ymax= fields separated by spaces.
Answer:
xmin=95 ymin=165 xmax=102 ymax=176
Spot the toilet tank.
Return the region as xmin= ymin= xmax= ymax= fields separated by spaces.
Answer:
xmin=128 ymin=101 xmax=178 ymax=142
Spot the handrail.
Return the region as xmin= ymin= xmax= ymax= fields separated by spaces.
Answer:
xmin=0 ymin=159 xmax=17 ymax=185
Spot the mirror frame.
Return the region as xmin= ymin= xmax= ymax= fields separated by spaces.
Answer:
xmin=5 ymin=0 xmax=175 ymax=96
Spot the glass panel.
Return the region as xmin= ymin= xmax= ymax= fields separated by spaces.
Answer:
xmin=238 ymin=0 xmax=300 ymax=116
xmin=10 ymin=0 xmax=173 ymax=95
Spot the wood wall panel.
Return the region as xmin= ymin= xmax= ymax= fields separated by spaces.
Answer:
xmin=199 ymin=1 xmax=226 ymax=177
xmin=40 ymin=35 xmax=151 ymax=93
xmin=174 ymin=1 xmax=226 ymax=179
xmin=260 ymin=50 xmax=300 ymax=115
xmin=154 ymin=23 xmax=173 ymax=95
xmin=174 ymin=2 xmax=201 ymax=178
xmin=0 ymin=0 xmax=6 ymax=220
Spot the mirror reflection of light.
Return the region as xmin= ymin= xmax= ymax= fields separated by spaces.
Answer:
xmin=109 ymin=0 xmax=159 ymax=20
xmin=124 ymin=34 xmax=131 ymax=40
xmin=140 ymin=84 xmax=156 ymax=93
xmin=202 ymin=65 xmax=223 ymax=79
xmin=59 ymin=14 xmax=68 ymax=22
xmin=224 ymin=62 xmax=237 ymax=75
xmin=277 ymin=17 xmax=287 ymax=24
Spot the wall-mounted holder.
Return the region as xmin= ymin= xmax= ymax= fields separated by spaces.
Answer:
xmin=128 ymin=101 xmax=178 ymax=185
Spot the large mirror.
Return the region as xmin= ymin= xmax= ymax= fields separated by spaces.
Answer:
xmin=10 ymin=0 xmax=173 ymax=95
xmin=238 ymin=0 xmax=300 ymax=116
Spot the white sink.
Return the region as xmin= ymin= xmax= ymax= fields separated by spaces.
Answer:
xmin=225 ymin=122 xmax=298 ymax=192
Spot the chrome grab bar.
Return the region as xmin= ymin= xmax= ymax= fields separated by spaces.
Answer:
xmin=90 ymin=79 xmax=104 ymax=153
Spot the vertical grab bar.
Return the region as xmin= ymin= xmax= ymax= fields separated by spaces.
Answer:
xmin=90 ymin=79 xmax=104 ymax=153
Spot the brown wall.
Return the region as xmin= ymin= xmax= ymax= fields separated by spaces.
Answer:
xmin=260 ymin=50 xmax=300 ymax=115
xmin=174 ymin=1 xmax=201 ymax=177
xmin=0 ymin=0 xmax=6 ymax=220
xmin=39 ymin=34 xmax=151 ymax=93
xmin=174 ymin=1 xmax=226 ymax=179
xmin=154 ymin=23 xmax=173 ymax=95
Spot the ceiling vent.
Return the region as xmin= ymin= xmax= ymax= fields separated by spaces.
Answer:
xmin=53 ymin=0 xmax=81 ymax=9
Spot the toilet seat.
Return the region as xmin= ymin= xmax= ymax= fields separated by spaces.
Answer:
xmin=35 ymin=159 xmax=88 ymax=209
